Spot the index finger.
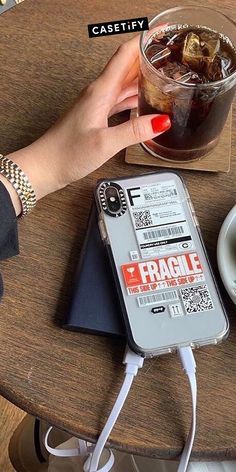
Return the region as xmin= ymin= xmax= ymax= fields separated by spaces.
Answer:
xmin=96 ymin=35 xmax=140 ymax=96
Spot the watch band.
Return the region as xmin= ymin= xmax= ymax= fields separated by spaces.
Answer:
xmin=0 ymin=155 xmax=36 ymax=216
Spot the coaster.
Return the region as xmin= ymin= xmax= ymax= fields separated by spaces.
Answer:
xmin=125 ymin=108 xmax=232 ymax=173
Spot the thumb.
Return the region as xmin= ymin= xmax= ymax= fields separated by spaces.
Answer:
xmin=107 ymin=114 xmax=171 ymax=154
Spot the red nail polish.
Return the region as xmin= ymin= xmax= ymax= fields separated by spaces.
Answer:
xmin=151 ymin=115 xmax=171 ymax=133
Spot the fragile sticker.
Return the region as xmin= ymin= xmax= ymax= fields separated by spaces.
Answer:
xmin=121 ymin=252 xmax=205 ymax=295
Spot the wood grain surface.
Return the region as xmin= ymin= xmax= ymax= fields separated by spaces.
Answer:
xmin=0 ymin=397 xmax=25 ymax=471
xmin=0 ymin=0 xmax=236 ymax=461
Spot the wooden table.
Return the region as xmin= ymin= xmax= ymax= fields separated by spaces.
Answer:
xmin=0 ymin=0 xmax=236 ymax=462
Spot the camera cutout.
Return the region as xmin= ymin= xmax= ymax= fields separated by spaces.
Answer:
xmin=99 ymin=181 xmax=127 ymax=217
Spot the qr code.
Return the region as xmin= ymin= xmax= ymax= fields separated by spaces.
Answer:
xmin=180 ymin=285 xmax=214 ymax=314
xmin=133 ymin=210 xmax=153 ymax=228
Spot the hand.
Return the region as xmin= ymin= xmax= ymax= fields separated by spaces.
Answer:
xmin=5 ymin=35 xmax=171 ymax=215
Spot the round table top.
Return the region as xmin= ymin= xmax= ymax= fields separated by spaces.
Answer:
xmin=1 ymin=0 xmax=236 ymax=461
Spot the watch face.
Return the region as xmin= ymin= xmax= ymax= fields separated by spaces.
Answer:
xmin=0 ymin=0 xmax=24 ymax=14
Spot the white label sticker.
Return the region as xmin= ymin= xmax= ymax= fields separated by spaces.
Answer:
xmin=137 ymin=290 xmax=179 ymax=307
xmin=126 ymin=180 xmax=193 ymax=258
xmin=129 ymin=250 xmax=139 ymax=261
xmin=169 ymin=303 xmax=184 ymax=317
xmin=180 ymin=285 xmax=214 ymax=313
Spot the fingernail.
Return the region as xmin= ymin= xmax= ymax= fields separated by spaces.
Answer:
xmin=151 ymin=115 xmax=171 ymax=133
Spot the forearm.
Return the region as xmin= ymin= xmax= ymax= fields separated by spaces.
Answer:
xmin=0 ymin=131 xmax=62 ymax=217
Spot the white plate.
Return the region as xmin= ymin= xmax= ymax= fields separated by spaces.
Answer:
xmin=217 ymin=204 xmax=236 ymax=305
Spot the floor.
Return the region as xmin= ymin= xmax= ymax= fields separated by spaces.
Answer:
xmin=0 ymin=396 xmax=25 ymax=471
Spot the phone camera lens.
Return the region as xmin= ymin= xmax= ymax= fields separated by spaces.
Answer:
xmin=105 ymin=187 xmax=121 ymax=213
xmin=99 ymin=181 xmax=127 ymax=217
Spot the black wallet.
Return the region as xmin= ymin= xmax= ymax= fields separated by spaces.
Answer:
xmin=63 ymin=204 xmax=125 ymax=337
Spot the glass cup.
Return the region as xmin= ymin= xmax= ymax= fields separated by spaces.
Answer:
xmin=138 ymin=6 xmax=236 ymax=162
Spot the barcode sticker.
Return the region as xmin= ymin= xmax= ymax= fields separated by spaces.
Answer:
xmin=137 ymin=290 xmax=179 ymax=307
xmin=144 ymin=188 xmax=177 ymax=200
xmin=139 ymin=221 xmax=192 ymax=256
xmin=143 ymin=225 xmax=184 ymax=241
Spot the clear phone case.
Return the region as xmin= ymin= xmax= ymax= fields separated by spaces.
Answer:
xmin=95 ymin=171 xmax=229 ymax=357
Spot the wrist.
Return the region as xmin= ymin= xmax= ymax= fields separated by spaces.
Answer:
xmin=6 ymin=134 xmax=62 ymax=203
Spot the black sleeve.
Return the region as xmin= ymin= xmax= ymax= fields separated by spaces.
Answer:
xmin=0 ymin=181 xmax=19 ymax=298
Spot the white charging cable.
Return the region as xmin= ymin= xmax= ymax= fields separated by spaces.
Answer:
xmin=177 ymin=346 xmax=197 ymax=472
xmin=44 ymin=345 xmax=196 ymax=472
xmin=44 ymin=428 xmax=93 ymax=457
xmin=84 ymin=347 xmax=144 ymax=472
xmin=131 ymin=346 xmax=197 ymax=472
xmin=44 ymin=347 xmax=144 ymax=471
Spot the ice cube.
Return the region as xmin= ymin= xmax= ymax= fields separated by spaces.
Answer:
xmin=183 ymin=31 xmax=220 ymax=72
xmin=142 ymin=76 xmax=172 ymax=113
xmin=199 ymin=31 xmax=220 ymax=59
xmin=182 ymin=32 xmax=202 ymax=67
xmin=221 ymin=55 xmax=232 ymax=75
xmin=207 ymin=53 xmax=232 ymax=81
xmin=159 ymin=61 xmax=201 ymax=83
xmin=166 ymin=31 xmax=185 ymax=47
xmin=159 ymin=61 xmax=189 ymax=80
xmin=145 ymin=43 xmax=171 ymax=65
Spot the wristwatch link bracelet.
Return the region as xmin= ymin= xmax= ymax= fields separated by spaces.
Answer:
xmin=0 ymin=155 xmax=36 ymax=216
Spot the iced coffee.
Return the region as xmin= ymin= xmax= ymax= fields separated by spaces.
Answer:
xmin=139 ymin=8 xmax=236 ymax=161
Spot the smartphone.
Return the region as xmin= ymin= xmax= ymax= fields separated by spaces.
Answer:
xmin=95 ymin=171 xmax=229 ymax=357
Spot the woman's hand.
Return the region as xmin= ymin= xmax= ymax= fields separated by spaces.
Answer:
xmin=5 ymin=35 xmax=170 ymax=215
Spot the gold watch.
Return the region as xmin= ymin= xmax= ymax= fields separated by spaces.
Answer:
xmin=0 ymin=155 xmax=36 ymax=216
